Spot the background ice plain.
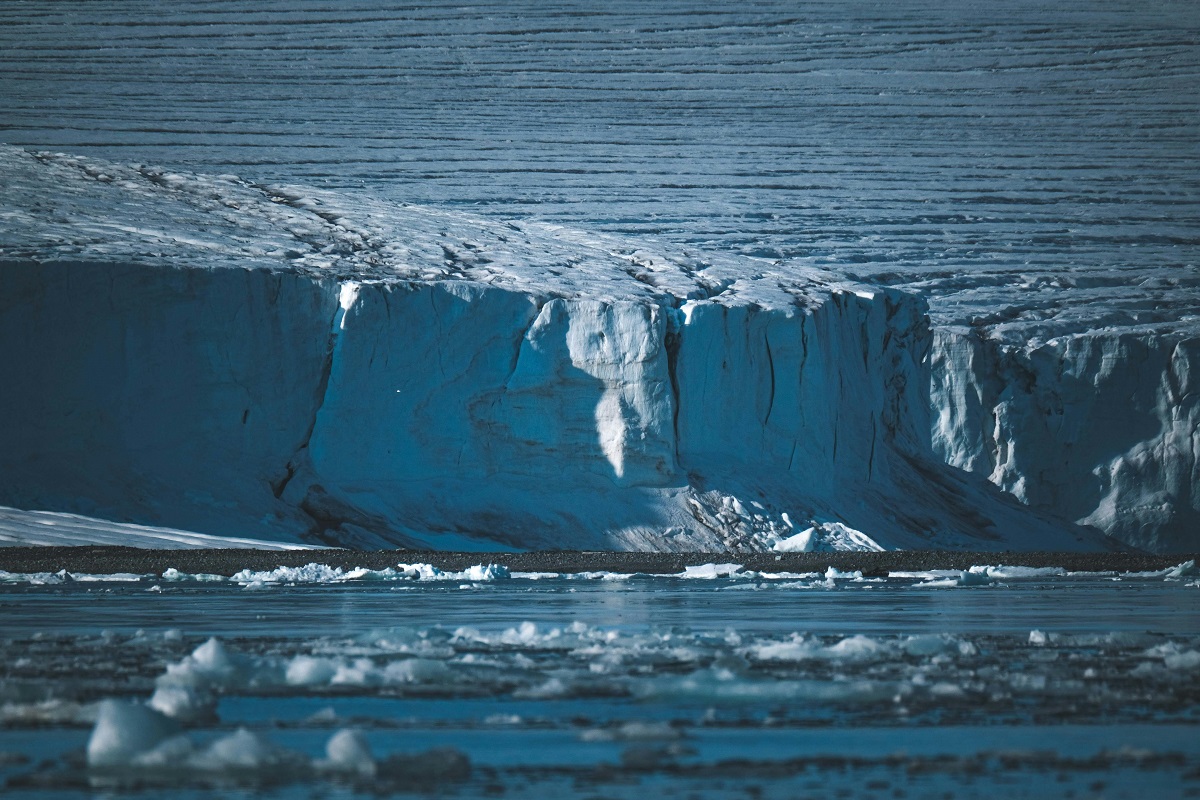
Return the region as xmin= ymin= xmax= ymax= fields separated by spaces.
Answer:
xmin=1 ymin=0 xmax=1198 ymax=551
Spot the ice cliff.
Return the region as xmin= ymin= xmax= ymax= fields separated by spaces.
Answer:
xmin=0 ymin=147 xmax=1190 ymax=552
xmin=932 ymin=328 xmax=1199 ymax=554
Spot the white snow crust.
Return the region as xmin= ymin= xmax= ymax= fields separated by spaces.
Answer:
xmin=771 ymin=522 xmax=887 ymax=553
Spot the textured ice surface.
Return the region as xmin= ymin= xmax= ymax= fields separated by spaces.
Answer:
xmin=1 ymin=0 xmax=1198 ymax=551
xmin=1 ymin=1 xmax=1195 ymax=309
xmin=932 ymin=328 xmax=1200 ymax=552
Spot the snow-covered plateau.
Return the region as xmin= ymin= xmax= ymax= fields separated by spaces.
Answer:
xmin=1 ymin=1 xmax=1197 ymax=552
xmin=0 ymin=145 xmax=1186 ymax=552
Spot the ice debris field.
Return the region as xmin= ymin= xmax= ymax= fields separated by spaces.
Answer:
xmin=1 ymin=558 xmax=1197 ymax=590
xmin=1 ymin=562 xmax=1198 ymax=798
xmin=2 ymin=0 xmax=1199 ymax=554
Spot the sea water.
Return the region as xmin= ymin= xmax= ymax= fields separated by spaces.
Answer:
xmin=1 ymin=566 xmax=1197 ymax=797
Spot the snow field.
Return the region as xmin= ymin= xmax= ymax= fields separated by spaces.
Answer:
xmin=0 ymin=506 xmax=317 ymax=550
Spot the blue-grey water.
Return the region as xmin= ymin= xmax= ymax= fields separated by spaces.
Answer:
xmin=2 ymin=570 xmax=1198 ymax=797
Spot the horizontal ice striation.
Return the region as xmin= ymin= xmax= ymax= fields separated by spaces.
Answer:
xmin=0 ymin=146 xmax=1117 ymax=552
xmin=2 ymin=1 xmax=1195 ymax=276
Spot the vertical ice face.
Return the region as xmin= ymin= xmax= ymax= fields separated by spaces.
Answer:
xmin=932 ymin=329 xmax=1200 ymax=553
xmin=299 ymin=284 xmax=680 ymax=546
xmin=0 ymin=260 xmax=337 ymax=540
xmin=0 ymin=254 xmax=1124 ymax=552
xmin=492 ymin=297 xmax=676 ymax=486
xmin=568 ymin=299 xmax=678 ymax=484
xmin=0 ymin=148 xmax=1162 ymax=552
xmin=291 ymin=277 xmax=968 ymax=550
xmin=674 ymin=288 xmax=931 ymax=497
xmin=305 ymin=283 xmax=652 ymax=543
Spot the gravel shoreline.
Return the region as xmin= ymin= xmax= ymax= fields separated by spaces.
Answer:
xmin=0 ymin=547 xmax=1193 ymax=578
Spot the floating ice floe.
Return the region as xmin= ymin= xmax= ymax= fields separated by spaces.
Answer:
xmin=747 ymin=633 xmax=969 ymax=664
xmin=166 ymin=562 xmax=513 ymax=586
xmin=87 ymin=700 xmax=180 ymax=767
xmin=84 ymin=696 xmax=464 ymax=786
xmin=0 ymin=699 xmax=98 ymax=726
xmin=31 ymin=616 xmax=1199 ymax=775
xmin=679 ymin=563 xmax=744 ymax=579
xmin=0 ymin=569 xmax=147 ymax=585
xmin=891 ymin=564 xmax=1083 ymax=587
xmin=316 ymin=728 xmax=376 ymax=777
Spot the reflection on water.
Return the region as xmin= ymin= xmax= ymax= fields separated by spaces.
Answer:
xmin=1 ymin=573 xmax=1198 ymax=798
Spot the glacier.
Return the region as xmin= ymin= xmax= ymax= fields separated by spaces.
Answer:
xmin=2 ymin=3 xmax=1198 ymax=553
xmin=3 ymin=145 xmax=1178 ymax=552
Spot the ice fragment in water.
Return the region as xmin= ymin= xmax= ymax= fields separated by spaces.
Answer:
xmin=188 ymin=728 xmax=293 ymax=771
xmin=680 ymin=563 xmax=744 ymax=579
xmin=147 ymin=685 xmax=214 ymax=723
xmin=86 ymin=700 xmax=179 ymax=767
xmin=317 ymin=729 xmax=376 ymax=777
xmin=286 ymin=655 xmax=339 ymax=687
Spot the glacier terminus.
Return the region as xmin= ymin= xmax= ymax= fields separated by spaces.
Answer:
xmin=1 ymin=1 xmax=1198 ymax=553
xmin=0 ymin=146 xmax=1191 ymax=553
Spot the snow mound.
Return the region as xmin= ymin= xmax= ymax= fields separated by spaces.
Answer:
xmin=771 ymin=521 xmax=886 ymax=553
